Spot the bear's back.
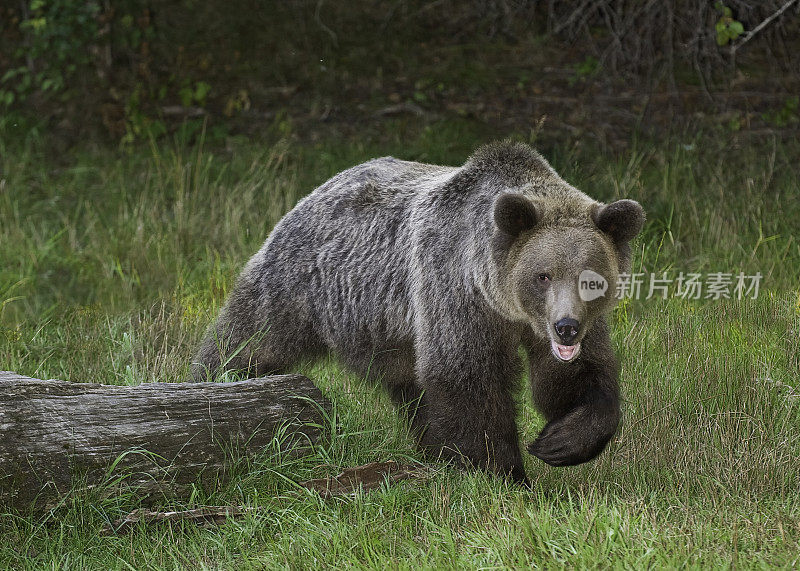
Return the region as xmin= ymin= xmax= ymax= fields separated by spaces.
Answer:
xmin=258 ymin=157 xmax=457 ymax=351
xmin=308 ymin=156 xmax=457 ymax=207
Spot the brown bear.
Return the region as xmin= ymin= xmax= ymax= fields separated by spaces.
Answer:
xmin=193 ymin=141 xmax=645 ymax=482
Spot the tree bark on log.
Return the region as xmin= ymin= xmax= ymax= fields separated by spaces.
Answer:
xmin=0 ymin=371 xmax=331 ymax=510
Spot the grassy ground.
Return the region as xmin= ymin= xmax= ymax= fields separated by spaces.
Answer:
xmin=1 ymin=119 xmax=799 ymax=568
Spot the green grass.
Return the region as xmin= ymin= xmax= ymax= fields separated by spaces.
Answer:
xmin=1 ymin=122 xmax=799 ymax=568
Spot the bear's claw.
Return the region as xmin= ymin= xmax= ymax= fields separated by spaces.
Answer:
xmin=526 ymin=414 xmax=610 ymax=467
xmin=526 ymin=438 xmax=579 ymax=467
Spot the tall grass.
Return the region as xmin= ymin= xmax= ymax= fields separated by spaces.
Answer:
xmin=0 ymin=133 xmax=301 ymax=382
xmin=0 ymin=125 xmax=799 ymax=568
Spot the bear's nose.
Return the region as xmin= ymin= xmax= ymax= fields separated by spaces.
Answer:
xmin=554 ymin=318 xmax=580 ymax=344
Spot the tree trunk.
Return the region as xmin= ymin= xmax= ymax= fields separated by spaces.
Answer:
xmin=0 ymin=371 xmax=330 ymax=510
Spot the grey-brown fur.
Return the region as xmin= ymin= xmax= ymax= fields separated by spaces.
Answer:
xmin=193 ymin=141 xmax=645 ymax=481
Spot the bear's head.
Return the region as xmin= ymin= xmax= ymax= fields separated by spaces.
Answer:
xmin=493 ymin=192 xmax=645 ymax=363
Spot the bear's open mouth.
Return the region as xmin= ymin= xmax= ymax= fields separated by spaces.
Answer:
xmin=551 ymin=340 xmax=581 ymax=362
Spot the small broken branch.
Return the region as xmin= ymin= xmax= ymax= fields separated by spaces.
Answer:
xmin=298 ymin=460 xmax=432 ymax=498
xmin=732 ymin=0 xmax=799 ymax=54
xmin=104 ymin=506 xmax=258 ymax=534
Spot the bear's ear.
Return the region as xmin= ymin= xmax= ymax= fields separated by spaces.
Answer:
xmin=593 ymin=199 xmax=645 ymax=244
xmin=494 ymin=194 xmax=540 ymax=237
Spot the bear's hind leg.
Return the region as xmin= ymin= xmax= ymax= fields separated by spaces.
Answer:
xmin=387 ymin=382 xmax=428 ymax=438
xmin=192 ymin=317 xmax=323 ymax=381
xmin=192 ymin=278 xmax=324 ymax=381
xmin=343 ymin=344 xmax=428 ymax=437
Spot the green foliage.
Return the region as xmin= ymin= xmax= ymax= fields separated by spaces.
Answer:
xmin=0 ymin=0 xmax=99 ymax=105
xmin=763 ymin=96 xmax=800 ymax=127
xmin=0 ymin=0 xmax=158 ymax=108
xmin=714 ymin=2 xmax=745 ymax=46
xmin=569 ymin=56 xmax=599 ymax=86
xmin=179 ymin=81 xmax=212 ymax=108
xmin=120 ymin=87 xmax=166 ymax=148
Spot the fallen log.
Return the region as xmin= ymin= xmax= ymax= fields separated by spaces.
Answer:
xmin=0 ymin=371 xmax=331 ymax=510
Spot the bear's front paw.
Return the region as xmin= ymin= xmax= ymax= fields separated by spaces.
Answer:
xmin=526 ymin=413 xmax=614 ymax=467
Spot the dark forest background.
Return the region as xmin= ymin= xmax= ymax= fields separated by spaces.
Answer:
xmin=1 ymin=0 xmax=799 ymax=151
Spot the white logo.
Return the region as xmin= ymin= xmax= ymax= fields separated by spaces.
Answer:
xmin=578 ymin=270 xmax=608 ymax=301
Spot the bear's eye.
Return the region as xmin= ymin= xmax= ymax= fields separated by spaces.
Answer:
xmin=538 ymin=273 xmax=551 ymax=283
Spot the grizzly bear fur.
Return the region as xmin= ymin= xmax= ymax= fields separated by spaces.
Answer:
xmin=193 ymin=141 xmax=645 ymax=481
